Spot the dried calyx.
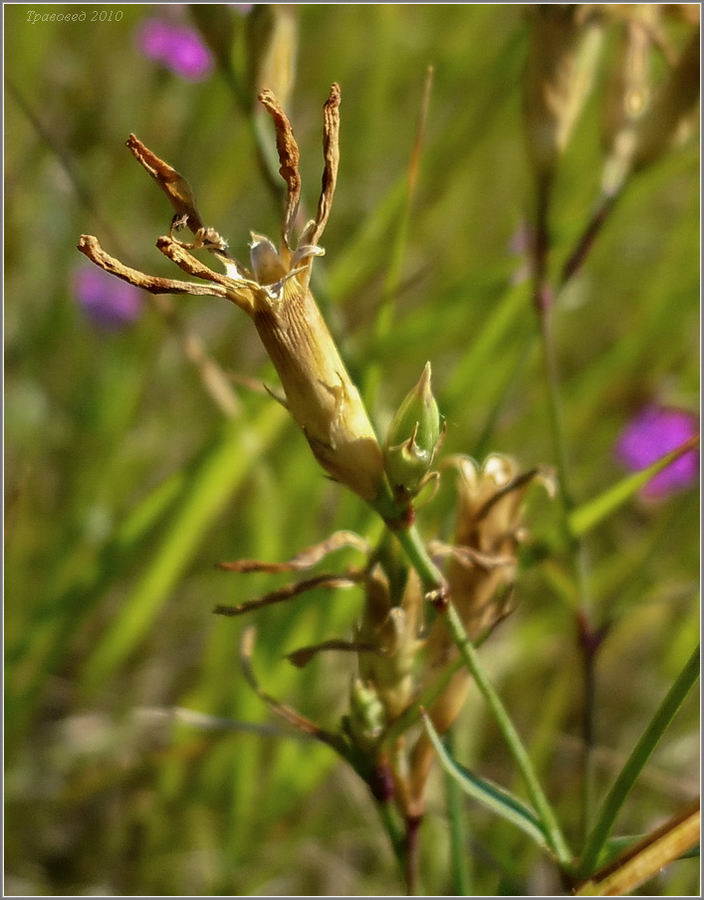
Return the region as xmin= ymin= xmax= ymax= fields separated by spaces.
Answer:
xmin=78 ymin=85 xmax=386 ymax=504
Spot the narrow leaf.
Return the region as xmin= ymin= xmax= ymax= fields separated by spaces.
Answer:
xmin=423 ymin=713 xmax=551 ymax=852
xmin=569 ymin=436 xmax=699 ymax=537
xmin=579 ymin=645 xmax=699 ymax=875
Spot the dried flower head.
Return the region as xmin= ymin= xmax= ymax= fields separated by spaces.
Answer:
xmin=78 ymin=85 xmax=386 ymax=504
xmin=408 ymin=454 xmax=549 ymax=807
xmin=523 ymin=5 xmax=604 ymax=180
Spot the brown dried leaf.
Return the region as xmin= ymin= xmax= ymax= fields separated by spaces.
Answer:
xmin=218 ymin=529 xmax=368 ymax=574
xmin=428 ymin=540 xmax=515 ymax=571
xmin=239 ymin=627 xmax=348 ymax=754
xmin=286 ymin=640 xmax=380 ymax=669
xmin=212 ymin=571 xmax=363 ymax=617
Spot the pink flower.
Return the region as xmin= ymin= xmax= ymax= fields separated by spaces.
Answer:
xmin=136 ymin=19 xmax=213 ymax=82
xmin=74 ymin=266 xmax=142 ymax=331
xmin=616 ymin=405 xmax=699 ymax=498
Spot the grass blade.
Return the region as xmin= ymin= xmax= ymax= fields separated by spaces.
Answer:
xmin=579 ymin=644 xmax=700 ymax=876
xmin=576 ymin=801 xmax=700 ymax=896
xmin=569 ymin=436 xmax=700 ymax=538
xmin=80 ymin=404 xmax=287 ymax=693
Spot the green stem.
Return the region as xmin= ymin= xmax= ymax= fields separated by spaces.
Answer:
xmin=376 ymin=799 xmax=409 ymax=890
xmin=392 ymin=523 xmax=445 ymax=595
xmin=443 ymin=601 xmax=573 ymax=866
xmin=579 ymin=644 xmax=700 ymax=877
xmin=533 ymin=188 xmax=596 ymax=842
xmin=445 ymin=730 xmax=472 ymax=895
xmin=384 ymin=517 xmax=573 ymax=867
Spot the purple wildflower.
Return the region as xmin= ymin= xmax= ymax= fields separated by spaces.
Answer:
xmin=230 ymin=3 xmax=254 ymax=14
xmin=74 ymin=267 xmax=143 ymax=331
xmin=137 ymin=18 xmax=213 ymax=82
xmin=616 ymin=404 xmax=699 ymax=498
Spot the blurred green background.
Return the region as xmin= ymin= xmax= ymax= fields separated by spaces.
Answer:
xmin=5 ymin=4 xmax=699 ymax=896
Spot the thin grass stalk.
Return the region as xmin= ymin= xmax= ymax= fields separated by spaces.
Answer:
xmin=530 ymin=165 xmax=599 ymax=843
xmin=364 ymin=65 xmax=434 ymax=412
xmin=579 ymin=644 xmax=700 ymax=876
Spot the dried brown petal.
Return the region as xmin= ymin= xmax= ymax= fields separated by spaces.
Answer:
xmin=77 ymin=235 xmax=228 ymax=299
xmin=126 ymin=134 xmax=204 ymax=232
xmin=258 ymin=89 xmax=301 ymax=246
xmin=310 ymin=82 xmax=341 ymax=246
xmin=155 ymin=236 xmax=256 ymax=314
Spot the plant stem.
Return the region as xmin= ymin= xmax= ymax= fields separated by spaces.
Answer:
xmin=531 ymin=172 xmax=597 ymax=844
xmin=445 ymin=730 xmax=472 ymax=895
xmin=579 ymin=644 xmax=700 ymax=876
xmin=559 ymin=191 xmax=620 ymax=288
xmin=385 ymin=518 xmax=571 ymax=865
xmin=575 ymin=800 xmax=700 ymax=896
xmin=443 ymin=601 xmax=573 ymax=866
xmin=392 ymin=523 xmax=446 ymax=595
xmin=403 ymin=815 xmax=423 ymax=896
xmin=376 ymin=798 xmax=407 ymax=885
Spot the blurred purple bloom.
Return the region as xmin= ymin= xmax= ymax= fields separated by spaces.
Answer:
xmin=74 ymin=267 xmax=142 ymax=331
xmin=616 ymin=405 xmax=699 ymax=498
xmin=230 ymin=3 xmax=254 ymax=14
xmin=137 ymin=18 xmax=213 ymax=82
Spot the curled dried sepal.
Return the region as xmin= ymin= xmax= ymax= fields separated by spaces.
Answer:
xmin=218 ymin=529 xmax=369 ymax=573
xmin=213 ymin=570 xmax=364 ymax=618
xmin=77 ymin=235 xmax=229 ymax=299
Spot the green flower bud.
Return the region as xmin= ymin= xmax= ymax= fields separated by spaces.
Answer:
xmin=349 ymin=678 xmax=386 ymax=751
xmin=384 ymin=362 xmax=442 ymax=500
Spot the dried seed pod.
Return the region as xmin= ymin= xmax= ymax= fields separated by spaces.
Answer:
xmin=523 ymin=6 xmax=604 ymax=179
xmin=408 ymin=455 xmax=549 ymax=806
xmin=631 ymin=26 xmax=700 ymax=172
xmin=601 ymin=13 xmax=654 ymax=195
